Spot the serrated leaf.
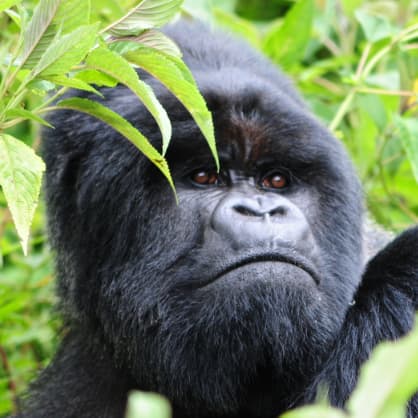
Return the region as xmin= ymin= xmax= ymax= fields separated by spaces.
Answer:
xmin=262 ymin=0 xmax=314 ymax=69
xmin=86 ymin=46 xmax=171 ymax=153
xmin=106 ymin=0 xmax=183 ymax=37
xmin=44 ymin=75 xmax=102 ymax=95
xmin=33 ymin=24 xmax=98 ymax=78
xmin=75 ymin=69 xmax=118 ymax=87
xmin=0 ymin=134 xmax=45 ymax=254
xmin=111 ymin=29 xmax=182 ymax=57
xmin=126 ymin=391 xmax=171 ymax=418
xmin=5 ymin=108 xmax=53 ymax=127
xmin=125 ymin=46 xmax=218 ymax=168
xmin=347 ymin=327 xmax=418 ymax=418
xmin=56 ymin=97 xmax=174 ymax=192
xmin=394 ymin=117 xmax=418 ymax=183
xmin=22 ymin=0 xmax=91 ymax=69
xmin=355 ymin=10 xmax=396 ymax=43
xmin=0 ymin=0 xmax=21 ymax=13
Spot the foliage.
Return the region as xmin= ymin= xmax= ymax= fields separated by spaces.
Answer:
xmin=0 ymin=0 xmax=216 ymax=254
xmin=0 ymin=0 xmax=418 ymax=417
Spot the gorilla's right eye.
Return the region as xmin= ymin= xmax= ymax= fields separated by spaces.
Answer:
xmin=190 ymin=170 xmax=219 ymax=187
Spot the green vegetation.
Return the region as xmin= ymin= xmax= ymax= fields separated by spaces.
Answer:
xmin=1 ymin=0 xmax=417 ymax=417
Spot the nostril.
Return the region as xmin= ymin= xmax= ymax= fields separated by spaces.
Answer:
xmin=269 ymin=207 xmax=287 ymax=216
xmin=233 ymin=205 xmax=260 ymax=217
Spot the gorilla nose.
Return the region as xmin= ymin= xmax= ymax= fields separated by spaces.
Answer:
xmin=233 ymin=195 xmax=287 ymax=218
xmin=211 ymin=193 xmax=311 ymax=249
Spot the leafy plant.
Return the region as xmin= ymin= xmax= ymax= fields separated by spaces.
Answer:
xmin=0 ymin=0 xmax=217 ymax=255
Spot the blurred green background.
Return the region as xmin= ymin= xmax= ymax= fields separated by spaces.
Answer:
xmin=1 ymin=0 xmax=417 ymax=416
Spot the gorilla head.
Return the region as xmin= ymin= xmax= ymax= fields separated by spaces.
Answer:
xmin=37 ymin=22 xmax=373 ymax=418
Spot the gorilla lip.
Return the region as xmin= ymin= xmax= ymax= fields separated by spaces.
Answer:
xmin=204 ymin=250 xmax=320 ymax=287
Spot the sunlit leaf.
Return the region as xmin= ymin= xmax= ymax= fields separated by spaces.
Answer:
xmin=86 ymin=46 xmax=172 ymax=153
xmin=106 ymin=0 xmax=183 ymax=37
xmin=22 ymin=0 xmax=91 ymax=69
xmin=0 ymin=0 xmax=21 ymax=13
xmin=262 ymin=0 xmax=314 ymax=70
xmin=55 ymin=97 xmax=174 ymax=192
xmin=126 ymin=391 xmax=171 ymax=418
xmin=110 ymin=29 xmax=181 ymax=57
xmin=394 ymin=117 xmax=418 ymax=183
xmin=280 ymin=405 xmax=347 ymax=418
xmin=75 ymin=69 xmax=118 ymax=87
xmin=355 ymin=10 xmax=397 ymax=43
xmin=125 ymin=45 xmax=218 ymax=167
xmin=0 ymin=134 xmax=45 ymax=254
xmin=33 ymin=24 xmax=98 ymax=78
xmin=44 ymin=75 xmax=102 ymax=95
xmin=5 ymin=108 xmax=53 ymax=127
xmin=347 ymin=327 xmax=418 ymax=418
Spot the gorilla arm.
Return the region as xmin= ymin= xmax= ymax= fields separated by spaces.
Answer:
xmin=301 ymin=226 xmax=418 ymax=413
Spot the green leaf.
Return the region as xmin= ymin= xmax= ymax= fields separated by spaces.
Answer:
xmin=280 ymin=405 xmax=347 ymax=418
xmin=355 ymin=10 xmax=396 ymax=43
xmin=33 ymin=24 xmax=98 ymax=78
xmin=111 ymin=29 xmax=182 ymax=57
xmin=56 ymin=97 xmax=174 ymax=192
xmin=394 ymin=117 xmax=418 ymax=183
xmin=86 ymin=46 xmax=171 ymax=153
xmin=347 ymin=327 xmax=418 ymax=418
xmin=75 ymin=69 xmax=118 ymax=87
xmin=262 ymin=0 xmax=314 ymax=70
xmin=0 ymin=134 xmax=45 ymax=255
xmin=125 ymin=46 xmax=218 ymax=168
xmin=0 ymin=0 xmax=21 ymax=13
xmin=44 ymin=75 xmax=102 ymax=95
xmin=106 ymin=0 xmax=183 ymax=37
xmin=22 ymin=0 xmax=91 ymax=69
xmin=126 ymin=391 xmax=171 ymax=418
xmin=5 ymin=108 xmax=53 ymax=127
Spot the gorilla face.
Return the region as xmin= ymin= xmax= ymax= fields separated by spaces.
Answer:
xmin=43 ymin=23 xmax=364 ymax=418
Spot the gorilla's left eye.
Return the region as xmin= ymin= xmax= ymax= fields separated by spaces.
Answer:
xmin=190 ymin=170 xmax=219 ymax=186
xmin=261 ymin=172 xmax=288 ymax=190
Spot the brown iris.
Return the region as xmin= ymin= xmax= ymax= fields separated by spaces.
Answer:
xmin=262 ymin=172 xmax=287 ymax=189
xmin=191 ymin=170 xmax=219 ymax=186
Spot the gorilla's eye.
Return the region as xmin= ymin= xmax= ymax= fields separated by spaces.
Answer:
xmin=191 ymin=170 xmax=219 ymax=186
xmin=261 ymin=172 xmax=288 ymax=190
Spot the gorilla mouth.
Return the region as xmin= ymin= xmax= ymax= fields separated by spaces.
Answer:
xmin=205 ymin=250 xmax=320 ymax=287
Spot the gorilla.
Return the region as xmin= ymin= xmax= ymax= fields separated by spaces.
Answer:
xmin=18 ymin=21 xmax=418 ymax=418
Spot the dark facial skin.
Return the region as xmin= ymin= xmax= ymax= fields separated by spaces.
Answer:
xmin=17 ymin=21 xmax=418 ymax=418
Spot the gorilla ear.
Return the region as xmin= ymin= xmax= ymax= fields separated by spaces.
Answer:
xmin=361 ymin=226 xmax=418 ymax=307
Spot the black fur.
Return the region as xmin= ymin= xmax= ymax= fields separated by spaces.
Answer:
xmin=17 ymin=22 xmax=418 ymax=418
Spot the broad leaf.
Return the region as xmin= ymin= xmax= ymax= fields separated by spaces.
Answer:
xmin=125 ymin=46 xmax=218 ymax=168
xmin=262 ymin=0 xmax=314 ymax=70
xmin=347 ymin=327 xmax=418 ymax=418
xmin=0 ymin=0 xmax=21 ymax=13
xmin=355 ymin=10 xmax=396 ymax=43
xmin=394 ymin=117 xmax=418 ymax=183
xmin=22 ymin=0 xmax=91 ymax=69
xmin=126 ymin=391 xmax=171 ymax=418
xmin=86 ymin=47 xmax=171 ymax=153
xmin=106 ymin=0 xmax=183 ymax=37
xmin=0 ymin=134 xmax=45 ymax=254
xmin=56 ymin=97 xmax=174 ymax=192
xmin=33 ymin=24 xmax=98 ymax=78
